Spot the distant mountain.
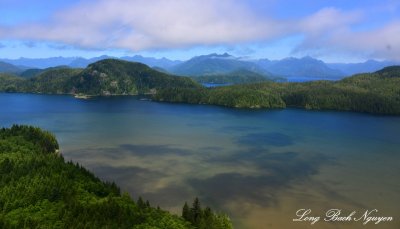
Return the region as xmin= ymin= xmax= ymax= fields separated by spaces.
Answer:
xmin=0 ymin=57 xmax=76 ymax=69
xmin=0 ymin=61 xmax=26 ymax=74
xmin=327 ymin=60 xmax=399 ymax=75
xmin=1 ymin=55 xmax=182 ymax=69
xmin=171 ymin=54 xmax=346 ymax=79
xmin=170 ymin=53 xmax=270 ymax=76
xmin=257 ymin=56 xmax=344 ymax=79
xmin=18 ymin=66 xmax=72 ymax=78
xmin=2 ymin=54 xmax=399 ymax=80
xmin=121 ymin=55 xmax=182 ymax=69
xmin=68 ymin=55 xmax=112 ymax=68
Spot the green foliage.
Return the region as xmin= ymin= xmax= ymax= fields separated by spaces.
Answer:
xmin=182 ymin=198 xmax=233 ymax=229
xmin=25 ymin=68 xmax=82 ymax=94
xmin=154 ymin=66 xmax=400 ymax=114
xmin=0 ymin=125 xmax=59 ymax=154
xmin=0 ymin=73 xmax=24 ymax=92
xmin=0 ymin=125 xmax=234 ymax=228
xmin=374 ymin=66 xmax=400 ymax=77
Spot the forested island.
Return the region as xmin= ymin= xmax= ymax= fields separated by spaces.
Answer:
xmin=154 ymin=66 xmax=400 ymax=115
xmin=0 ymin=58 xmax=399 ymax=115
xmin=0 ymin=125 xmax=232 ymax=228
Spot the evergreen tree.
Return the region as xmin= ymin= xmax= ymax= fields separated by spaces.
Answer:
xmin=191 ymin=197 xmax=203 ymax=227
xmin=137 ymin=197 xmax=146 ymax=209
xmin=182 ymin=202 xmax=191 ymax=222
xmin=203 ymin=207 xmax=214 ymax=227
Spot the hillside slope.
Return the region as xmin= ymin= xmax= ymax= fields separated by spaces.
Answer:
xmin=0 ymin=61 xmax=24 ymax=74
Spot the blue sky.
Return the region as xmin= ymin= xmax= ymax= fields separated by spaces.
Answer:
xmin=0 ymin=0 xmax=399 ymax=62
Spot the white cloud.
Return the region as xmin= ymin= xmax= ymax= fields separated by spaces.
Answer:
xmin=0 ymin=0 xmax=285 ymax=50
xmin=292 ymin=8 xmax=363 ymax=53
xmin=291 ymin=7 xmax=400 ymax=61
xmin=328 ymin=21 xmax=400 ymax=60
xmin=299 ymin=7 xmax=363 ymax=35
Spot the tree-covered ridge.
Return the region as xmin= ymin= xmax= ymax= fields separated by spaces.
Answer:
xmin=69 ymin=59 xmax=201 ymax=95
xmin=0 ymin=73 xmax=24 ymax=92
xmin=0 ymin=59 xmax=201 ymax=96
xmin=153 ymin=66 xmax=400 ymax=114
xmin=0 ymin=125 xmax=232 ymax=228
xmin=25 ymin=68 xmax=83 ymax=94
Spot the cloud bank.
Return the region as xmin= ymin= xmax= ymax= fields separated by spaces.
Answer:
xmin=0 ymin=0 xmax=283 ymax=49
xmin=0 ymin=0 xmax=399 ymax=60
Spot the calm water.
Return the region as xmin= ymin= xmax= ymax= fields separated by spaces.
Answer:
xmin=202 ymin=82 xmax=233 ymax=87
xmin=1 ymin=93 xmax=399 ymax=229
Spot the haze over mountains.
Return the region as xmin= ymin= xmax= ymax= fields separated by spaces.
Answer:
xmin=1 ymin=53 xmax=399 ymax=80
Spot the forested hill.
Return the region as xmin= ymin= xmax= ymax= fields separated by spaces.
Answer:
xmin=0 ymin=59 xmax=200 ymax=96
xmin=0 ymin=125 xmax=233 ymax=228
xmin=68 ymin=59 xmax=201 ymax=95
xmin=153 ymin=66 xmax=400 ymax=115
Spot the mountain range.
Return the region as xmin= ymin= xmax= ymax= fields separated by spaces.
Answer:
xmin=1 ymin=54 xmax=399 ymax=80
xmin=0 ymin=55 xmax=181 ymax=70
xmin=169 ymin=53 xmax=269 ymax=76
xmin=327 ymin=60 xmax=399 ymax=75
xmin=256 ymin=56 xmax=344 ymax=79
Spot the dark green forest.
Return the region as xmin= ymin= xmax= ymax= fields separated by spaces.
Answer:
xmin=154 ymin=66 xmax=400 ymax=115
xmin=0 ymin=125 xmax=232 ymax=228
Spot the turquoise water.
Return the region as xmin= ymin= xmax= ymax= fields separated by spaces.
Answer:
xmin=1 ymin=93 xmax=399 ymax=229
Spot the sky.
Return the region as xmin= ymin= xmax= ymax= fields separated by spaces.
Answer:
xmin=0 ymin=0 xmax=399 ymax=62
